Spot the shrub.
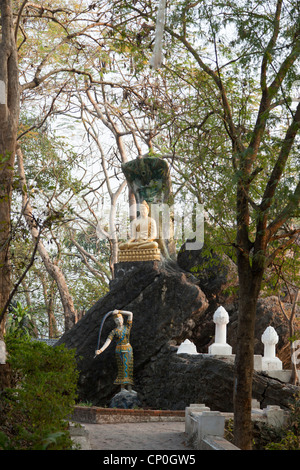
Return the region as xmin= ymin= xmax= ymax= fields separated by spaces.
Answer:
xmin=265 ymin=392 xmax=300 ymax=451
xmin=224 ymin=392 xmax=300 ymax=450
xmin=0 ymin=335 xmax=79 ymax=450
xmin=6 ymin=302 xmax=37 ymax=339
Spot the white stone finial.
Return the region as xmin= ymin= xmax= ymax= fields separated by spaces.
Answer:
xmin=208 ymin=306 xmax=232 ymax=356
xmin=262 ymin=325 xmax=278 ymax=344
xmin=213 ymin=306 xmax=229 ymax=324
xmin=261 ymin=326 xmax=282 ymax=371
xmin=177 ymin=339 xmax=199 ymax=355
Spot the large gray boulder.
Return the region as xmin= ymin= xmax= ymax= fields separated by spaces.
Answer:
xmin=57 ymin=260 xmax=208 ymax=406
xmin=57 ymin=256 xmax=298 ymax=411
xmin=137 ymin=343 xmax=299 ymax=411
xmin=177 ymin=243 xmax=294 ymax=367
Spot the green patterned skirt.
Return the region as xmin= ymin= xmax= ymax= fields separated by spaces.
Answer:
xmin=114 ymin=343 xmax=134 ymax=385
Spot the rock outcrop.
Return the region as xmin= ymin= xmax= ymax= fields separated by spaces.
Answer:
xmin=57 ymin=249 xmax=298 ymax=411
xmin=177 ymin=242 xmax=295 ymax=367
xmin=57 ymin=260 xmax=208 ymax=406
xmin=136 ymin=344 xmax=299 ymax=411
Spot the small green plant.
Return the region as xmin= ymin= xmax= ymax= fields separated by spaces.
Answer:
xmin=265 ymin=392 xmax=300 ymax=451
xmin=6 ymin=302 xmax=36 ymax=338
xmin=224 ymin=417 xmax=234 ymax=442
xmin=0 ymin=431 xmax=10 ymax=450
xmin=265 ymin=430 xmax=299 ymax=450
xmin=1 ymin=335 xmax=79 ymax=450
xmin=77 ymin=401 xmax=93 ymax=407
xmin=225 ymin=394 xmax=300 ymax=450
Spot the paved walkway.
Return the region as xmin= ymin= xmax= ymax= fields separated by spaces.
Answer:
xmin=77 ymin=421 xmax=193 ymax=451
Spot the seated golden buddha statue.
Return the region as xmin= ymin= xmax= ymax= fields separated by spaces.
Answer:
xmin=118 ymin=201 xmax=160 ymax=261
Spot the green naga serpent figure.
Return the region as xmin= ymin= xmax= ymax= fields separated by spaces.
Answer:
xmin=95 ymin=309 xmax=134 ymax=392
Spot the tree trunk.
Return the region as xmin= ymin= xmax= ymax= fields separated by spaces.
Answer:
xmin=39 ymin=271 xmax=59 ymax=338
xmin=233 ymin=253 xmax=265 ymax=449
xmin=0 ymin=0 xmax=20 ymax=338
xmin=21 ymin=279 xmax=39 ymax=337
xmin=16 ymin=145 xmax=76 ymax=332
xmin=47 ymin=281 xmax=59 ymax=338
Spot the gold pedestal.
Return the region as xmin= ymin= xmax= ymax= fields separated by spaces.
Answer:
xmin=118 ymin=247 xmax=161 ymax=262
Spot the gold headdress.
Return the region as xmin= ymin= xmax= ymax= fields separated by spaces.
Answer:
xmin=113 ymin=311 xmax=123 ymax=320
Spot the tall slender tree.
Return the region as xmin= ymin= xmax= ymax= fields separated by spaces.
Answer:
xmin=0 ymin=0 xmax=20 ymax=338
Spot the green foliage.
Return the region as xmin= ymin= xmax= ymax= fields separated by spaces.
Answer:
xmin=225 ymin=393 xmax=300 ymax=450
xmin=0 ymin=431 xmax=10 ymax=450
xmin=265 ymin=392 xmax=300 ymax=451
xmin=265 ymin=430 xmax=299 ymax=450
xmin=1 ymin=336 xmax=79 ymax=450
xmin=6 ymin=302 xmax=36 ymax=339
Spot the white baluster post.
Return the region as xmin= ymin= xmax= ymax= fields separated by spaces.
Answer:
xmin=208 ymin=306 xmax=232 ymax=355
xmin=261 ymin=326 xmax=282 ymax=370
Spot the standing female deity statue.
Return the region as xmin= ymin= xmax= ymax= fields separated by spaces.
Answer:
xmin=95 ymin=309 xmax=134 ymax=391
